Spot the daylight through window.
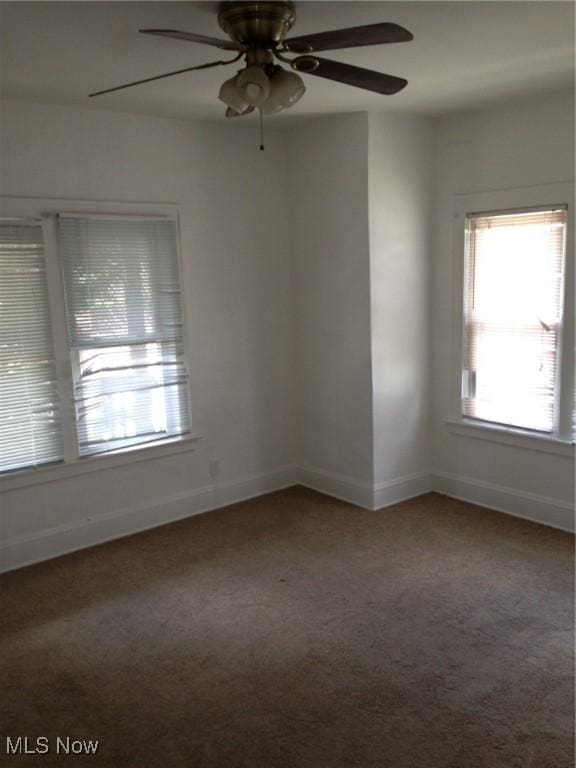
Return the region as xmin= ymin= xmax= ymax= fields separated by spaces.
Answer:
xmin=0 ymin=221 xmax=63 ymax=472
xmin=59 ymin=216 xmax=191 ymax=456
xmin=462 ymin=207 xmax=567 ymax=434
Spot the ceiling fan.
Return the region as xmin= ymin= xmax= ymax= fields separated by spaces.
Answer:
xmin=89 ymin=1 xmax=413 ymax=118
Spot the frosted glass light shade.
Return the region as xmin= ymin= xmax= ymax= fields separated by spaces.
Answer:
xmin=236 ymin=66 xmax=270 ymax=107
xmin=218 ymin=75 xmax=249 ymax=113
xmin=261 ymin=68 xmax=305 ymax=115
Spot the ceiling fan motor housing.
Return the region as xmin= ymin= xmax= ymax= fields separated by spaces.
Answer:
xmin=218 ymin=1 xmax=296 ymax=47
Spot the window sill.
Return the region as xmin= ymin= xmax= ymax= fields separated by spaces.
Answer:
xmin=0 ymin=435 xmax=202 ymax=493
xmin=444 ymin=419 xmax=574 ymax=457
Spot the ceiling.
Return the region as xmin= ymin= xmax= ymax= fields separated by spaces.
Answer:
xmin=0 ymin=1 xmax=574 ymax=125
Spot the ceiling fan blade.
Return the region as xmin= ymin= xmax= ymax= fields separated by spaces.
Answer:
xmin=225 ymin=106 xmax=255 ymax=118
xmin=140 ymin=29 xmax=246 ymax=52
xmin=291 ymin=56 xmax=407 ymax=95
xmin=89 ymin=55 xmax=242 ymax=97
xmin=284 ymin=23 xmax=413 ymax=53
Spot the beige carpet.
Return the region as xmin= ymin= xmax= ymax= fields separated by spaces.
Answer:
xmin=0 ymin=488 xmax=574 ymax=767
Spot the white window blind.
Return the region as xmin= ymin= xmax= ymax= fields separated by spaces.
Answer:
xmin=0 ymin=221 xmax=63 ymax=472
xmin=58 ymin=216 xmax=191 ymax=456
xmin=462 ymin=207 xmax=567 ymax=433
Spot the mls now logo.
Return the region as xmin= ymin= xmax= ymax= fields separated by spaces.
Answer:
xmin=5 ymin=736 xmax=99 ymax=755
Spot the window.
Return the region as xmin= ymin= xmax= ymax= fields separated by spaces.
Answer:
xmin=0 ymin=220 xmax=63 ymax=472
xmin=0 ymin=204 xmax=192 ymax=476
xmin=462 ymin=206 xmax=570 ymax=436
xmin=59 ymin=216 xmax=190 ymax=456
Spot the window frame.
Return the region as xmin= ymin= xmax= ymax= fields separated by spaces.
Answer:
xmin=448 ymin=181 xmax=575 ymax=451
xmin=0 ymin=196 xmax=199 ymax=486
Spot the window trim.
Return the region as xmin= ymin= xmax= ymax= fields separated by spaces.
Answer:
xmin=444 ymin=418 xmax=574 ymax=457
xmin=0 ymin=195 xmax=199 ymax=482
xmin=450 ymin=181 xmax=575 ymax=446
xmin=0 ymin=434 xmax=201 ymax=493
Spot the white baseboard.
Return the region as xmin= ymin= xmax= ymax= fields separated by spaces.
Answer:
xmin=2 ymin=462 xmax=572 ymax=575
xmin=432 ymin=471 xmax=575 ymax=533
xmin=373 ymin=472 xmax=434 ymax=509
xmin=296 ymin=464 xmax=375 ymax=509
xmin=296 ymin=465 xmax=432 ymax=511
xmin=0 ymin=465 xmax=297 ymax=574
xmin=296 ymin=463 xmax=574 ymax=531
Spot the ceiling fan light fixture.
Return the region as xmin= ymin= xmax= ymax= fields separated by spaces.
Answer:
xmin=91 ymin=3 xmax=413 ymax=118
xmin=236 ymin=65 xmax=270 ymax=106
xmin=261 ymin=67 xmax=306 ymax=114
xmin=218 ymin=73 xmax=249 ymax=113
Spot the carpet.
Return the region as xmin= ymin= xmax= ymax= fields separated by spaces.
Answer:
xmin=0 ymin=488 xmax=573 ymax=767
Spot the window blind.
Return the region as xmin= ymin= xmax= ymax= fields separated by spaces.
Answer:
xmin=462 ymin=208 xmax=567 ymax=433
xmin=58 ymin=216 xmax=191 ymax=456
xmin=0 ymin=221 xmax=63 ymax=472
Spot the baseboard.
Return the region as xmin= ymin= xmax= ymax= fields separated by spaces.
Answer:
xmin=0 ymin=465 xmax=297 ymax=574
xmin=2 ymin=463 xmax=572 ymax=574
xmin=373 ymin=472 xmax=434 ymax=509
xmin=296 ymin=464 xmax=375 ymax=509
xmin=432 ymin=471 xmax=575 ymax=533
xmin=296 ymin=465 xmax=432 ymax=511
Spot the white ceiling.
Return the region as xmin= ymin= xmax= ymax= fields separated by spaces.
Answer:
xmin=1 ymin=1 xmax=574 ymax=125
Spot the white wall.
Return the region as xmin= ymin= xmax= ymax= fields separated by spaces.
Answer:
xmin=285 ymin=112 xmax=435 ymax=510
xmin=368 ymin=114 xmax=433 ymax=503
xmin=286 ymin=114 xmax=375 ymax=504
xmin=0 ymin=100 xmax=296 ymax=571
xmin=1 ymin=90 xmax=573 ymax=572
xmin=431 ymin=90 xmax=575 ymax=529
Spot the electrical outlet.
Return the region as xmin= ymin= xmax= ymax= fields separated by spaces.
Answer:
xmin=209 ymin=459 xmax=220 ymax=478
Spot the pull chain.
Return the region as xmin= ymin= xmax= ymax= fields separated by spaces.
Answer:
xmin=259 ymin=107 xmax=265 ymax=151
